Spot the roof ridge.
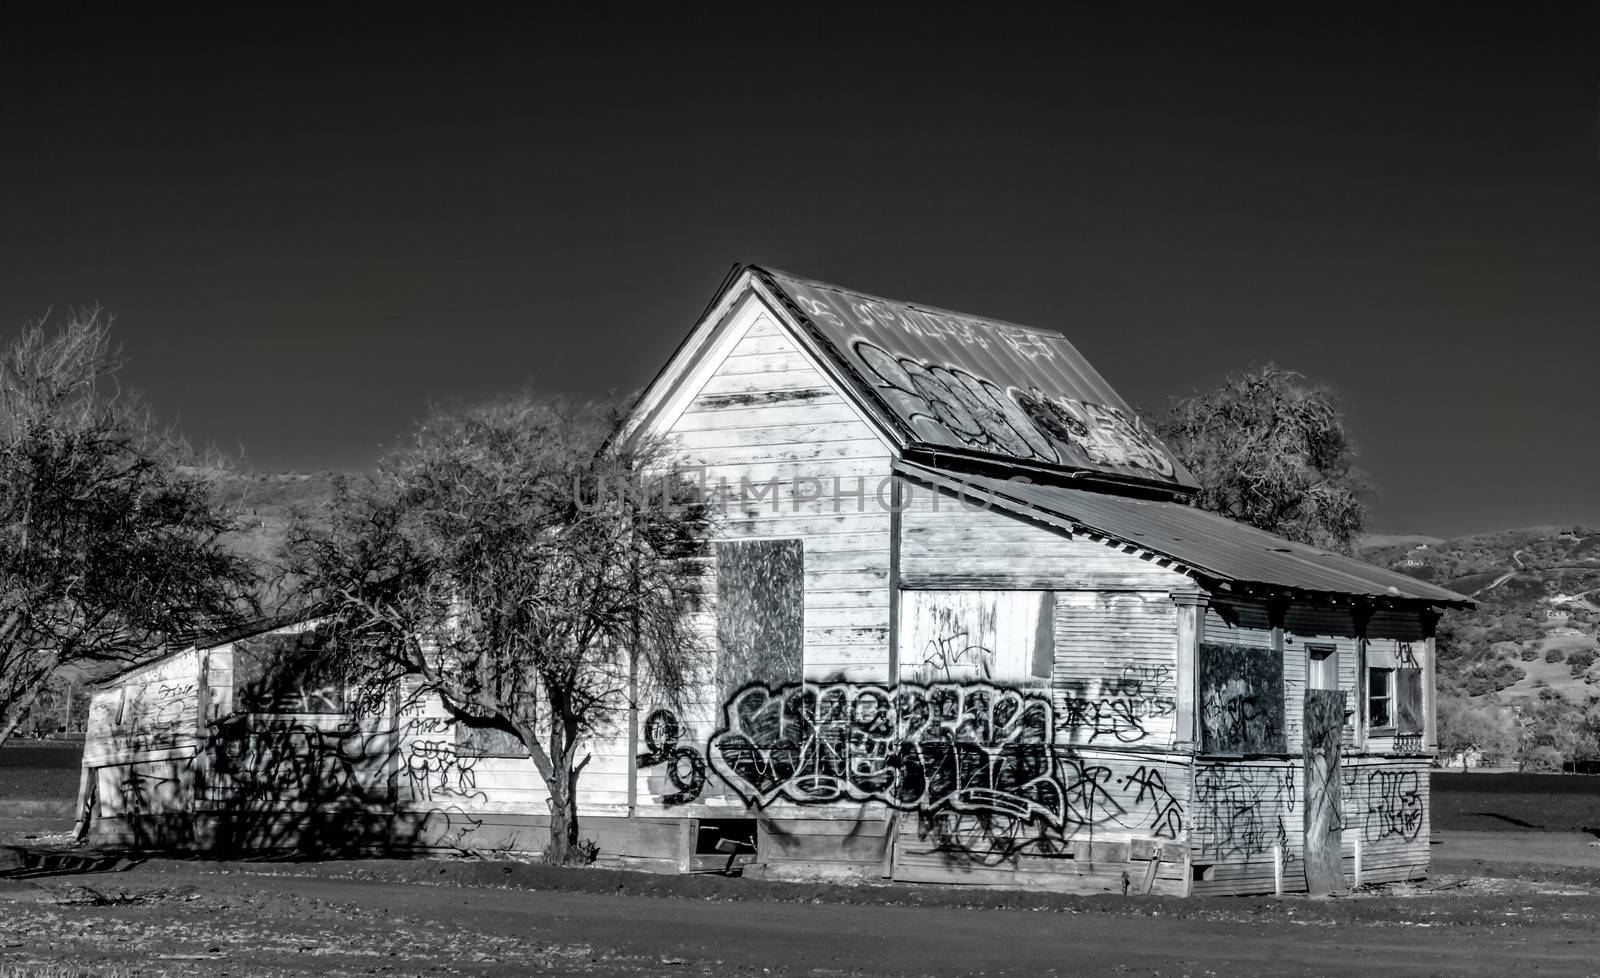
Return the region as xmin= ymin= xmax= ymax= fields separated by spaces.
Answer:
xmin=751 ymin=265 xmax=1070 ymax=340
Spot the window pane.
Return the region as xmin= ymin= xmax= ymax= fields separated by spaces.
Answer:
xmin=1368 ymin=667 xmax=1393 ymax=728
xmin=1308 ymin=645 xmax=1337 ymax=691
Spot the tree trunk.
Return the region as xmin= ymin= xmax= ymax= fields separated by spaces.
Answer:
xmin=0 ymin=671 xmax=51 ymax=752
xmin=566 ymin=765 xmax=582 ymax=851
xmin=545 ymin=778 xmax=572 ymax=865
xmin=541 ymin=714 xmax=586 ymax=865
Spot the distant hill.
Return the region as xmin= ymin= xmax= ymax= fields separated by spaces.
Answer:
xmin=203 ymin=469 xmax=346 ymax=607
xmin=1357 ymin=532 xmax=1446 ymax=550
xmin=1359 ymin=526 xmax=1600 ymax=705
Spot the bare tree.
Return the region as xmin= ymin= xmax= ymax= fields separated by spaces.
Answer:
xmin=0 ymin=310 xmax=256 ymax=747
xmin=285 ymin=395 xmax=712 ymax=863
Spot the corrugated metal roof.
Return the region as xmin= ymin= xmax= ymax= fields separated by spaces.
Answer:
xmin=898 ymin=462 xmax=1473 ymax=608
xmin=754 ymin=267 xmax=1199 ymax=493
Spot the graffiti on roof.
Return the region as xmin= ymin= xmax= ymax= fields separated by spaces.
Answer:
xmin=766 ymin=271 xmax=1192 ymax=487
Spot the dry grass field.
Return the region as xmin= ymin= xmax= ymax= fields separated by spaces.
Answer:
xmin=0 ymin=745 xmax=82 ymax=807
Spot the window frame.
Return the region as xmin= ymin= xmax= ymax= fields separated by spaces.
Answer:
xmin=1367 ymin=665 xmax=1395 ymax=732
xmin=1306 ymin=643 xmax=1338 ymax=692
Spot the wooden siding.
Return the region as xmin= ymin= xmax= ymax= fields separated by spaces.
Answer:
xmin=1339 ymin=756 xmax=1430 ymax=885
xmin=1189 ymin=758 xmax=1303 ymax=896
xmin=888 ymin=749 xmax=1192 ymax=893
xmin=83 ymin=650 xmax=203 ymax=768
xmin=631 ymin=305 xmax=896 ymax=821
xmin=1189 ymin=599 xmax=1433 ymax=894
xmin=1284 ymin=605 xmax=1360 ymax=750
xmin=1054 ymin=591 xmax=1180 ymax=750
xmin=899 ymin=482 xmax=1192 ymax=591
xmin=900 ymin=589 xmax=1054 ymax=684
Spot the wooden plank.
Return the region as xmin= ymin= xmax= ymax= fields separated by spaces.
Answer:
xmin=678 ymin=818 xmax=697 ymax=874
xmin=674 ymin=400 xmax=862 ymax=431
xmin=762 ymin=834 xmax=892 ymax=864
xmin=681 ymin=436 xmax=892 ymax=467
xmin=671 ymin=421 xmax=885 ymax=452
xmin=697 ymin=368 xmax=829 ymax=396
xmin=723 ymin=331 xmax=798 ymax=358
xmin=899 ymin=486 xmax=1189 ymax=591
xmin=712 ymin=351 xmax=816 ymax=376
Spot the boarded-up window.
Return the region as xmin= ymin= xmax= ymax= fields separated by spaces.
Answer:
xmin=234 ymin=630 xmax=345 ymax=714
xmin=1394 ymin=668 xmax=1423 ymax=734
xmin=455 ymin=723 xmax=524 ymax=758
xmin=715 ymin=539 xmax=804 ymax=695
xmin=901 ymin=590 xmax=1055 ymax=683
xmin=1199 ymin=641 xmax=1286 ymax=753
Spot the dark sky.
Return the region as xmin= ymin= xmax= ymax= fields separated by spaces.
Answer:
xmin=2 ymin=3 xmax=1596 ymax=537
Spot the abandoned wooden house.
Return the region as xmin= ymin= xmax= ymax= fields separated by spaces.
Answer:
xmin=80 ymin=266 xmax=1472 ymax=895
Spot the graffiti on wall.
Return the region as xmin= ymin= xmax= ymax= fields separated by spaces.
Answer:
xmin=902 ymin=590 xmax=1054 ymax=685
xmin=113 ymin=680 xmax=198 ymax=754
xmin=918 ymin=631 xmax=997 ymax=682
xmin=1191 ymin=763 xmax=1295 ymax=861
xmin=402 ymin=738 xmax=486 ymax=803
xmin=206 ymin=716 xmax=393 ymax=807
xmin=636 ymin=707 xmax=708 ymax=807
xmin=709 ymin=682 xmax=1066 ymax=822
xmin=913 ymin=751 xmax=1127 ymax=866
xmin=1119 ymin=764 xmax=1184 ymax=839
xmin=1362 ymin=769 xmax=1423 ymax=843
xmin=1059 ymin=664 xmax=1178 ymax=745
xmin=700 ymin=681 xmax=1160 ymax=867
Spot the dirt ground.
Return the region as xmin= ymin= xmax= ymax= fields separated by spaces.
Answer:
xmin=1430 ymin=772 xmax=1600 ymax=833
xmin=8 ymin=754 xmax=1600 ymax=976
xmin=4 ymin=848 xmax=1600 ymax=978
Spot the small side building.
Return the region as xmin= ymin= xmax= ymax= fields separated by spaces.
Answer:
xmin=82 ymin=266 xmax=1471 ymax=895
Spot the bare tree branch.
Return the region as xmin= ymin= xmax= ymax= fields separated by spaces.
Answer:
xmin=283 ymin=394 xmax=711 ymax=863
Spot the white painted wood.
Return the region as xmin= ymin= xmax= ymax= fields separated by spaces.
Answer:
xmin=900 ymin=482 xmax=1191 ymax=592
xmin=900 ymin=590 xmax=1053 ymax=684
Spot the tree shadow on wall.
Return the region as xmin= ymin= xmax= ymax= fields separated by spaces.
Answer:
xmin=198 ymin=712 xmax=404 ymax=858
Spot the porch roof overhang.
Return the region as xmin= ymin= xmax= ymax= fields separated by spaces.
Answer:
xmin=896 ymin=461 xmax=1474 ymax=611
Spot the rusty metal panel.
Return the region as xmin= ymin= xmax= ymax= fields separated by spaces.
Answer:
xmin=756 ymin=267 xmax=1197 ymax=491
xmin=898 ymin=462 xmax=1473 ymax=608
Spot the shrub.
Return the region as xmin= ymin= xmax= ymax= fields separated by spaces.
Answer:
xmin=544 ymin=836 xmax=601 ymax=866
xmin=1521 ymin=745 xmax=1565 ymax=773
xmin=1462 ymin=661 xmax=1526 ymax=695
xmin=1522 ymin=647 xmax=1541 ymax=661
xmin=1568 ymin=649 xmax=1597 ymax=676
xmin=1546 ymin=648 xmax=1567 ymax=663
